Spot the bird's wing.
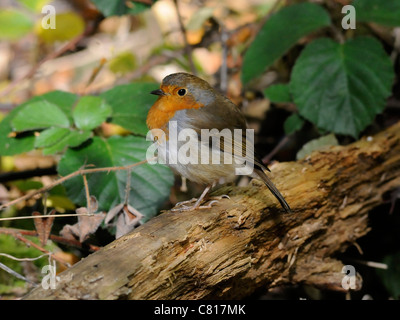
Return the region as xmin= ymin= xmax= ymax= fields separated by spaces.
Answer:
xmin=184 ymin=95 xmax=267 ymax=171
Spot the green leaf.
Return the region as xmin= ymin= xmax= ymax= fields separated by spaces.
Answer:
xmin=12 ymin=100 xmax=70 ymax=131
xmin=284 ymin=114 xmax=305 ymax=135
xmin=42 ymin=130 xmax=92 ymax=155
xmin=34 ymin=126 xmax=92 ymax=155
xmin=100 ymin=83 xmax=158 ymax=136
xmin=13 ymin=180 xmax=43 ymax=192
xmin=90 ymin=0 xmax=152 ymax=16
xmin=241 ymin=2 xmax=331 ymax=85
xmin=31 ymin=90 xmax=78 ymax=122
xmin=296 ymin=134 xmax=339 ymax=160
xmin=108 ymin=52 xmax=137 ymax=75
xmin=290 ymin=37 xmax=394 ymax=138
xmin=35 ymin=12 xmax=85 ymax=43
xmin=57 ymin=136 xmax=174 ymax=220
xmin=0 ymin=9 xmax=33 ymax=40
xmin=264 ymin=84 xmax=292 ymax=103
xmin=0 ymin=91 xmax=77 ymax=156
xmin=0 ymin=107 xmax=35 ymax=156
xmin=34 ymin=127 xmax=70 ymax=148
xmin=73 ymin=96 xmax=112 ymax=131
xmin=354 ymin=0 xmax=400 ymax=27
xmin=376 ymin=252 xmax=400 ymax=299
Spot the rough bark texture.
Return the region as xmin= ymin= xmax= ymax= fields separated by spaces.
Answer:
xmin=24 ymin=122 xmax=400 ymax=300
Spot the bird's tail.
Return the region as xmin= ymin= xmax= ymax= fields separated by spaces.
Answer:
xmin=254 ymin=168 xmax=292 ymax=214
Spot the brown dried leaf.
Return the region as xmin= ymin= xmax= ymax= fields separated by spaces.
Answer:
xmin=105 ymin=203 xmax=124 ymax=224
xmin=33 ymin=210 xmax=56 ymax=246
xmin=76 ymin=210 xmax=105 ymax=243
xmin=105 ymin=203 xmax=144 ymax=239
xmin=60 ymin=206 xmax=105 ymax=243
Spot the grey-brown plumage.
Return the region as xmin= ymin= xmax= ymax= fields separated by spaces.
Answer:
xmin=149 ymin=72 xmax=291 ymax=213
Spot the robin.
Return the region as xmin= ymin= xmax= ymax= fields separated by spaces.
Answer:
xmin=147 ymin=72 xmax=291 ymax=213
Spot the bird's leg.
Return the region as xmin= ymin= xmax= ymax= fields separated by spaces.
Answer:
xmin=172 ymin=183 xmax=215 ymax=212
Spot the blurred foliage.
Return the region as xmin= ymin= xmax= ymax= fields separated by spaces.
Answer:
xmin=0 ymin=0 xmax=399 ymax=299
xmin=0 ymin=233 xmax=58 ymax=295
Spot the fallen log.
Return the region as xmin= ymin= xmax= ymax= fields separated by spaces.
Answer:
xmin=24 ymin=121 xmax=400 ymax=299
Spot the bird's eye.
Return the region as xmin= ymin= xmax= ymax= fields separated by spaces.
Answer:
xmin=177 ymin=88 xmax=187 ymax=96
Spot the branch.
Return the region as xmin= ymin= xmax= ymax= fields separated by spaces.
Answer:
xmin=173 ymin=0 xmax=196 ymax=75
xmin=24 ymin=122 xmax=400 ymax=299
xmin=0 ymin=158 xmax=151 ymax=211
xmin=0 ymin=227 xmax=100 ymax=251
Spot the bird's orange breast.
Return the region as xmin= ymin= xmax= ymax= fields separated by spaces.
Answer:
xmin=146 ymin=87 xmax=204 ymax=131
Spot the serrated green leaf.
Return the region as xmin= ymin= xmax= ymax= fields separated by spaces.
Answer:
xmin=0 ymin=9 xmax=33 ymax=40
xmin=296 ymin=134 xmax=339 ymax=160
xmin=34 ymin=127 xmax=70 ymax=148
xmin=42 ymin=130 xmax=92 ymax=155
xmin=12 ymin=100 xmax=70 ymax=131
xmin=100 ymin=83 xmax=158 ymax=136
xmin=0 ymin=107 xmax=35 ymax=156
xmin=0 ymin=91 xmax=77 ymax=156
xmin=354 ymin=0 xmax=400 ymax=27
xmin=38 ymin=91 xmax=78 ymax=122
xmin=290 ymin=37 xmax=394 ymax=138
xmin=264 ymin=84 xmax=292 ymax=103
xmin=73 ymin=96 xmax=112 ymax=131
xmin=284 ymin=114 xmax=305 ymax=135
xmin=242 ymin=2 xmax=331 ymax=85
xmin=57 ymin=136 xmax=174 ymax=220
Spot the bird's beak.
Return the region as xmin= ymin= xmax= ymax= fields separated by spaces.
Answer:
xmin=150 ymin=89 xmax=166 ymax=96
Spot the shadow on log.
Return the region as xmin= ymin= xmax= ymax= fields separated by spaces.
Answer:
xmin=24 ymin=122 xmax=400 ymax=299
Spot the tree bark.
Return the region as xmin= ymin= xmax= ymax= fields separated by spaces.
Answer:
xmin=24 ymin=122 xmax=400 ymax=300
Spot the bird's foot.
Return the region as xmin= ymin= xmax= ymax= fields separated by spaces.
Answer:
xmin=171 ymin=195 xmax=230 ymax=212
xmin=209 ymin=194 xmax=230 ymax=201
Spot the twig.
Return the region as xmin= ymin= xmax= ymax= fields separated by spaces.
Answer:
xmin=0 ymin=158 xmax=153 ymax=211
xmin=124 ymin=168 xmax=132 ymax=205
xmin=262 ymin=135 xmax=291 ymax=165
xmin=330 ymin=25 xmax=345 ymax=44
xmin=7 ymin=232 xmax=70 ymax=267
xmin=348 ymin=258 xmax=388 ymax=270
xmin=0 ymin=25 xmax=93 ymax=99
xmin=81 ymin=58 xmax=107 ymax=95
xmin=0 ymin=252 xmax=48 ymax=262
xmin=0 ymin=261 xmax=35 ymax=284
xmin=220 ymin=26 xmax=229 ymax=94
xmin=0 ymin=212 xmax=101 ymax=222
xmin=0 ymin=227 xmax=100 ymax=251
xmin=173 ymin=0 xmax=196 ymax=75
xmin=82 ymin=174 xmax=91 ymax=213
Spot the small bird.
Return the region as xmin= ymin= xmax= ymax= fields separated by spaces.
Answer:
xmin=147 ymin=72 xmax=291 ymax=213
